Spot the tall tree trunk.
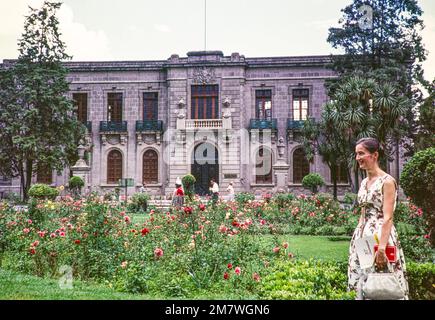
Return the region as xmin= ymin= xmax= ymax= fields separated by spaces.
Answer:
xmin=19 ymin=162 xmax=26 ymax=202
xmin=24 ymin=159 xmax=33 ymax=201
xmin=331 ymin=164 xmax=338 ymax=200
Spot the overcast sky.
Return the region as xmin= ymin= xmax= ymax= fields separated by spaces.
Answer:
xmin=1 ymin=0 xmax=434 ymax=86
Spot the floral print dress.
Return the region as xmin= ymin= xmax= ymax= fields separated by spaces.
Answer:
xmin=348 ymin=174 xmax=409 ymax=299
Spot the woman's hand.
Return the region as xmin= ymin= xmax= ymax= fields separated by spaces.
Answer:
xmin=374 ymin=249 xmax=388 ymax=270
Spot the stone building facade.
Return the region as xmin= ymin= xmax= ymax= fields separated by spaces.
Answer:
xmin=0 ymin=51 xmax=407 ymax=199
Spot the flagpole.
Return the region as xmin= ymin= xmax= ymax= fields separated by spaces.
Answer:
xmin=204 ymin=0 xmax=207 ymax=51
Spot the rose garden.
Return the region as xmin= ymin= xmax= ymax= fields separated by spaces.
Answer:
xmin=0 ymin=174 xmax=433 ymax=299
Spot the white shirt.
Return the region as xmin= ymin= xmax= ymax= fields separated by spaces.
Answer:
xmin=211 ymin=182 xmax=219 ymax=193
xmin=226 ymin=185 xmax=234 ymax=194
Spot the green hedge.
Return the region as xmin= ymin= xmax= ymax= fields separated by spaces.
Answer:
xmin=259 ymin=259 xmax=435 ymax=300
xmin=28 ymin=184 xmax=59 ymax=200
xmin=407 ymin=261 xmax=435 ymax=300
xmin=259 ymin=259 xmax=355 ymax=300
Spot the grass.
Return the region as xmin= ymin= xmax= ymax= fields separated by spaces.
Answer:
xmin=0 ymin=269 xmax=154 ymax=300
xmin=255 ymin=234 xmax=350 ymax=262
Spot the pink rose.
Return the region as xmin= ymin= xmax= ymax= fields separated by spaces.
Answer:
xmin=234 ymin=266 xmax=241 ymax=275
xmin=154 ymin=247 xmax=164 ymax=258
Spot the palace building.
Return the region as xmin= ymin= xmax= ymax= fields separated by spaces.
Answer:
xmin=0 ymin=51 xmax=407 ymax=199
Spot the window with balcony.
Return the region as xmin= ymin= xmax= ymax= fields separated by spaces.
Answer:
xmin=143 ymin=92 xmax=158 ymax=120
xmin=191 ymin=85 xmax=219 ymax=119
xmin=72 ymin=93 xmax=88 ymax=122
xmin=256 ymin=90 xmax=272 ymax=120
xmin=107 ymin=150 xmax=122 ymax=184
xmin=293 ymin=148 xmax=310 ymax=183
xmin=108 ymin=93 xmax=123 ymax=122
xmin=292 ymin=89 xmax=309 ymax=121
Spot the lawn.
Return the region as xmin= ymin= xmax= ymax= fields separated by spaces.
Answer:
xmin=0 ymin=268 xmax=156 ymax=300
xmin=0 ymin=235 xmax=350 ymax=300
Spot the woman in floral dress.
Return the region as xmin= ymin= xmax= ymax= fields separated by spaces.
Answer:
xmin=348 ymin=137 xmax=409 ymax=299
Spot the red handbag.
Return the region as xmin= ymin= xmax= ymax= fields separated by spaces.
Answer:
xmin=374 ymin=245 xmax=397 ymax=262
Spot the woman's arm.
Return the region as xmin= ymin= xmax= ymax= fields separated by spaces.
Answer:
xmin=375 ymin=178 xmax=396 ymax=267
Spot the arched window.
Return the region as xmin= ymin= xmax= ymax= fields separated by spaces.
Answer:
xmin=255 ymin=147 xmax=272 ymax=183
xmin=293 ymin=148 xmax=309 ymax=183
xmin=36 ymin=163 xmax=52 ymax=184
xmin=107 ymin=150 xmax=122 ymax=184
xmin=143 ymin=150 xmax=158 ymax=184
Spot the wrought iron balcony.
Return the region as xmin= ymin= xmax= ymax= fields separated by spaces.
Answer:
xmin=249 ymin=118 xmax=277 ymax=130
xmin=287 ymin=119 xmax=304 ymax=130
xmin=136 ymin=120 xmax=163 ymax=132
xmin=99 ymin=121 xmax=127 ymax=132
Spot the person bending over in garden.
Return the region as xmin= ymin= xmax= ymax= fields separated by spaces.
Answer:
xmin=172 ymin=177 xmax=184 ymax=209
xmin=348 ymin=137 xmax=409 ymax=299
xmin=209 ymin=179 xmax=219 ymax=205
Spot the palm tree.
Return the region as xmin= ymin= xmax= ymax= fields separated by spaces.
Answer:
xmin=303 ymin=75 xmax=409 ymax=194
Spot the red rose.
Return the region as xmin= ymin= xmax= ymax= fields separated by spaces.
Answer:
xmin=141 ymin=228 xmax=150 ymax=236
xmin=184 ymin=207 xmax=193 ymax=214
xmin=199 ymin=204 xmax=206 ymax=211
xmin=227 ymin=263 xmax=233 ymax=269
xmin=29 ymin=248 xmax=36 ymax=255
xmin=223 ymin=272 xmax=229 ymax=280
xmin=74 ymin=239 xmax=81 ymax=245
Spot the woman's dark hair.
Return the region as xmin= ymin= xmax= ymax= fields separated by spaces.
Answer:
xmin=356 ymin=137 xmax=380 ymax=154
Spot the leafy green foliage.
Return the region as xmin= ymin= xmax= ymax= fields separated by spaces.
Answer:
xmin=0 ymin=2 xmax=84 ymax=200
xmin=69 ymin=176 xmax=84 ymax=190
xmin=259 ymin=259 xmax=355 ymax=300
xmin=326 ymin=0 xmax=427 ymax=156
xmin=400 ymin=147 xmax=435 ymax=245
xmin=234 ymin=192 xmax=255 ymax=205
xmin=302 ymin=173 xmax=325 ymax=194
xmin=181 ymin=174 xmax=196 ymax=200
xmin=28 ymin=184 xmax=59 ymax=200
xmin=407 ymin=262 xmax=435 ymax=300
xmin=127 ymin=193 xmax=150 ymax=213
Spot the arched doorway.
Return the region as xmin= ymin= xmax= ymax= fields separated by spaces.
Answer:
xmin=191 ymin=143 xmax=219 ymax=196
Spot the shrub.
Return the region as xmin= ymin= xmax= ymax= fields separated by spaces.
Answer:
xmin=407 ymin=262 xmax=435 ymax=300
xmin=182 ymin=174 xmax=196 ymax=200
xmin=273 ymin=193 xmax=295 ymax=209
xmin=343 ymin=193 xmax=357 ymax=205
xmin=234 ymin=192 xmax=255 ymax=205
xmin=127 ymin=193 xmax=150 ymax=213
xmin=400 ymin=147 xmax=435 ymax=246
xmin=259 ymin=259 xmax=355 ymax=300
xmin=302 ymin=173 xmax=325 ymax=194
xmin=69 ymin=176 xmax=84 ymax=189
xmin=28 ymin=184 xmax=59 ymax=200
xmin=69 ymin=176 xmax=84 ymax=198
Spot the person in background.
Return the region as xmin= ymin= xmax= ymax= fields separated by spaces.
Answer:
xmin=226 ymin=181 xmax=235 ymax=202
xmin=172 ymin=177 xmax=184 ymax=209
xmin=209 ymin=179 xmax=219 ymax=205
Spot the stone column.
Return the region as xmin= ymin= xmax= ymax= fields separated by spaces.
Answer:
xmin=71 ymin=143 xmax=91 ymax=195
xmin=272 ymin=136 xmax=290 ymax=192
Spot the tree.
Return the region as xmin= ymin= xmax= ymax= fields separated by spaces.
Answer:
xmin=302 ymin=76 xmax=408 ymax=194
xmin=327 ymin=0 xmax=428 ymax=156
xmin=414 ymin=80 xmax=435 ymax=151
xmin=0 ymin=1 xmax=84 ymax=200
